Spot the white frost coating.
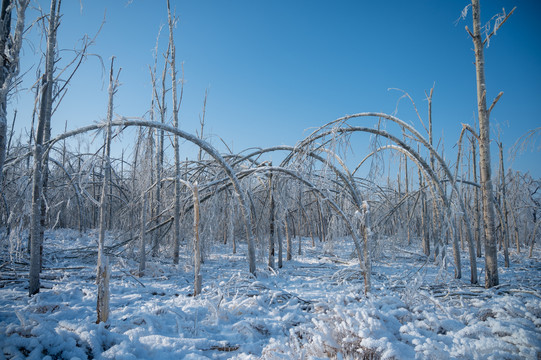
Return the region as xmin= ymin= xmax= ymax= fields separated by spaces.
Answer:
xmin=355 ymin=202 xmax=372 ymax=236
xmin=361 ymin=201 xmax=372 ymax=236
xmin=362 ymin=200 xmax=370 ymax=212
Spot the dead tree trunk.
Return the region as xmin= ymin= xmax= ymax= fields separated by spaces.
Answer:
xmin=40 ymin=0 xmax=61 ymax=270
xmin=139 ymin=192 xmax=147 ymax=277
xmin=469 ymin=0 xmax=502 ymax=287
xmin=471 ymin=135 xmax=482 ymax=257
xmin=277 ymin=214 xmax=283 ymax=269
xmin=28 ymin=83 xmax=47 ymax=296
xmin=317 ymin=198 xmax=326 ymax=243
xmin=29 ymin=0 xmax=57 ymax=296
xmin=0 ymin=0 xmax=11 ymax=196
xmin=360 ymin=201 xmax=372 ymax=294
xmin=154 ymin=43 xmax=168 ymax=260
xmin=419 ymin=168 xmax=430 ymax=256
xmin=498 ymin=141 xmax=509 ymax=267
xmin=268 ymin=169 xmax=275 ymax=270
xmin=97 ymin=57 xmax=118 ymax=323
xmin=229 ymin=193 xmax=236 ymax=254
xmin=167 ymin=0 xmax=182 ymax=264
xmin=0 ymin=0 xmax=28 ymax=193
xmin=285 ymin=212 xmax=292 ymax=261
xmin=530 ymin=220 xmax=539 ymax=258
xmin=193 ymin=183 xmax=202 ymax=296
xmin=0 ymin=0 xmax=10 ymax=192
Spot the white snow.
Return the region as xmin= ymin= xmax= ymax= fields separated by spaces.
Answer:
xmin=1 ymin=229 xmax=540 ymax=359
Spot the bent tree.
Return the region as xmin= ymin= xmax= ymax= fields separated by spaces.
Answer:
xmin=46 ymin=119 xmax=258 ymax=275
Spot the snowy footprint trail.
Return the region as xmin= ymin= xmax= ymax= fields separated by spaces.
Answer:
xmin=1 ymin=230 xmax=540 ymax=359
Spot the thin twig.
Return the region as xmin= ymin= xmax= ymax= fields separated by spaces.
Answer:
xmin=483 ymin=7 xmax=516 ymax=46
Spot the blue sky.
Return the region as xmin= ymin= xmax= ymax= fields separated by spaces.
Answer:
xmin=11 ymin=0 xmax=541 ymax=177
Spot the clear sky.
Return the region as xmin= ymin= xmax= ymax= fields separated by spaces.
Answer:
xmin=10 ymin=0 xmax=541 ymax=178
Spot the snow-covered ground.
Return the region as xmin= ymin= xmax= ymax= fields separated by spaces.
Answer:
xmin=1 ymin=229 xmax=540 ymax=359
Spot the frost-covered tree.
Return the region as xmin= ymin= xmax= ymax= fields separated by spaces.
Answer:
xmin=0 ymin=0 xmax=29 ymax=213
xmin=96 ymin=57 xmax=118 ymax=324
xmin=167 ymin=0 xmax=182 ymax=264
xmin=29 ymin=0 xmax=59 ymax=296
xmin=470 ymin=0 xmax=498 ymax=288
xmin=465 ymin=0 xmax=515 ymax=288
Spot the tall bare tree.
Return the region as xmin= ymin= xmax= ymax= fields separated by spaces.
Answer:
xmin=498 ymin=140 xmax=510 ymax=267
xmin=29 ymin=0 xmax=59 ymax=296
xmin=470 ymin=0 xmax=496 ymax=288
xmin=139 ymin=192 xmax=147 ymax=277
xmin=0 ymin=0 xmax=29 ymax=210
xmin=268 ymin=168 xmax=275 ymax=270
xmin=471 ymin=135 xmax=482 ymax=258
xmin=0 ymin=0 xmax=10 ymax=189
xmin=167 ymin=0 xmax=182 ymax=264
xmin=149 ymin=31 xmax=168 ymax=261
xmin=466 ymin=1 xmax=514 ymax=288
xmin=97 ymin=57 xmax=119 ymax=323
xmin=192 ymin=182 xmax=202 ymax=296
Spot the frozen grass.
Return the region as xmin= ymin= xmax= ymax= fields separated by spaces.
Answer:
xmin=0 ymin=229 xmax=540 ymax=359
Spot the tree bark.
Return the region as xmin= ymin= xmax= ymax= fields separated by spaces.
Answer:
xmin=471 ymin=0 xmax=499 ymax=288
xmin=153 ymin=44 xmax=168 ymax=260
xmin=97 ymin=57 xmax=116 ymax=323
xmin=193 ymin=183 xmax=202 ymax=296
xmin=298 ymin=192 xmax=303 ymax=256
xmin=167 ymin=0 xmax=181 ymax=264
xmin=361 ymin=202 xmax=372 ymax=294
xmin=28 ymin=80 xmax=47 ymax=296
xmin=498 ymin=142 xmax=509 ymax=267
xmin=229 ymin=194 xmax=236 ymax=254
xmin=0 ymin=0 xmax=12 ymax=191
xmin=268 ymin=169 xmax=275 ymax=270
xmin=0 ymin=0 xmax=28 ymax=190
xmin=277 ymin=208 xmax=283 ymax=269
xmin=419 ymin=168 xmax=430 ymax=256
xmin=39 ymin=0 xmax=61 ymax=270
xmin=472 ymin=136 xmax=482 ymax=257
xmin=139 ymin=192 xmax=147 ymax=277
xmin=285 ymin=212 xmax=292 ymax=261
xmin=29 ymin=0 xmax=57 ymax=296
